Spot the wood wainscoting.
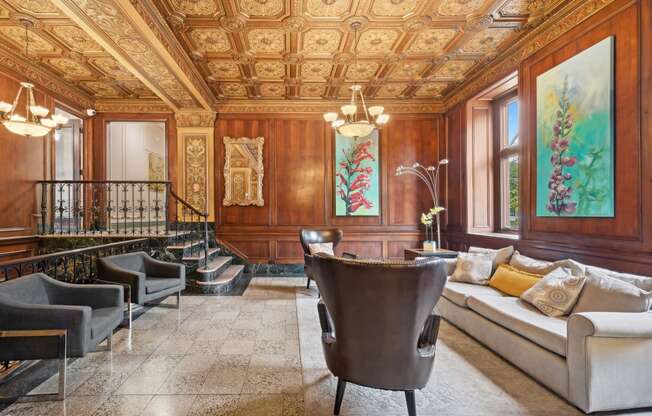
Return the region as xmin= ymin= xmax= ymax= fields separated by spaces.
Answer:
xmin=443 ymin=0 xmax=652 ymax=275
xmin=214 ymin=113 xmax=445 ymax=263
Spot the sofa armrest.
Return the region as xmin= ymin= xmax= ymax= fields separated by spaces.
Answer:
xmin=317 ymin=300 xmax=335 ymax=344
xmin=144 ymin=255 xmax=185 ymax=281
xmin=97 ymin=258 xmax=146 ymax=304
xmin=0 ymin=300 xmax=91 ymax=357
xmin=567 ymin=311 xmax=652 ymax=412
xmin=569 ymin=312 xmax=652 ymax=338
xmin=44 ymin=276 xmax=124 ymax=309
xmin=342 ymin=252 xmax=357 ymax=259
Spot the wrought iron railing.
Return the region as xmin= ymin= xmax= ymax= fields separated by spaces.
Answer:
xmin=0 ymin=238 xmax=149 ymax=283
xmin=37 ymin=180 xmax=210 ymax=267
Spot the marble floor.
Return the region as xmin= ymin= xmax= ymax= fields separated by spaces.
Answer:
xmin=1 ymin=277 xmax=650 ymax=416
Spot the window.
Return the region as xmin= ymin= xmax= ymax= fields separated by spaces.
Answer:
xmin=497 ymin=96 xmax=520 ymax=231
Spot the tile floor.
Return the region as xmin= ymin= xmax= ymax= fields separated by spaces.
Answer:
xmin=1 ymin=277 xmax=650 ymax=416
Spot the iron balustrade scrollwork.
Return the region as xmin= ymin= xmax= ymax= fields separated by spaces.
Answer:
xmin=0 ymin=238 xmax=150 ymax=283
xmin=37 ymin=180 xmax=211 ymax=269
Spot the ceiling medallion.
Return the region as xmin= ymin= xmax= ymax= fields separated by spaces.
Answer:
xmin=282 ymin=16 xmax=305 ymax=32
xmin=323 ymin=25 xmax=389 ymax=139
xmin=404 ymin=16 xmax=431 ymax=32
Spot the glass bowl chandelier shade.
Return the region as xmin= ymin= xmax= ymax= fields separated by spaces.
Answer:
xmin=0 ymin=82 xmax=67 ymax=137
xmin=0 ymin=20 xmax=67 ymax=137
xmin=323 ymin=84 xmax=390 ymax=138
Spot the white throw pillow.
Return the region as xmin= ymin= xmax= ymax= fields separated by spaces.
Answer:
xmin=509 ymin=251 xmax=581 ymax=276
xmin=469 ymin=245 xmax=514 ymax=273
xmin=585 ymin=265 xmax=652 ymax=292
xmin=308 ymin=242 xmax=334 ymax=256
xmin=449 ymin=253 xmax=494 ymax=285
xmin=521 ymin=261 xmax=587 ymax=317
xmin=572 ymin=269 xmax=652 ymax=313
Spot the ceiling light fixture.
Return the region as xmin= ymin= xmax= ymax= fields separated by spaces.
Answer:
xmin=0 ymin=20 xmax=67 ymax=137
xmin=323 ymin=22 xmax=389 ymax=138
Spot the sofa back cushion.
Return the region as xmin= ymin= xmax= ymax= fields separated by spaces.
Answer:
xmin=0 ymin=274 xmax=52 ymax=305
xmin=509 ymin=251 xmax=579 ymax=275
xmin=572 ymin=269 xmax=652 ymax=313
xmin=469 ymin=245 xmax=514 ymax=273
xmin=584 ymin=265 xmax=652 ymax=292
xmin=489 ymin=264 xmax=543 ymax=297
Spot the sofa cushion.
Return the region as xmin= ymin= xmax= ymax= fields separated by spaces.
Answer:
xmin=572 ymin=269 xmax=652 ymax=314
xmin=469 ymin=245 xmax=514 ymax=273
xmin=90 ymin=306 xmax=122 ymax=339
xmin=450 ymin=252 xmax=494 ymax=285
xmin=521 ymin=264 xmax=586 ymax=317
xmin=467 ymin=295 xmax=568 ymax=357
xmin=443 ymin=281 xmax=506 ymax=308
xmin=146 ymin=277 xmax=181 ymax=294
xmin=584 ymin=265 xmax=652 ymax=292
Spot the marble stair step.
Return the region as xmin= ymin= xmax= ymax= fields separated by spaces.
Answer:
xmin=196 ymin=256 xmax=232 ymax=276
xmin=195 ymin=265 xmax=244 ymax=287
xmin=182 ymin=247 xmax=219 ymax=262
xmin=166 ymin=240 xmax=205 ymax=250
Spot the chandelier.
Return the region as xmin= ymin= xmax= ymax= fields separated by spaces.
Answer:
xmin=322 ymin=22 xmax=389 ymax=138
xmin=0 ymin=20 xmax=68 ymax=137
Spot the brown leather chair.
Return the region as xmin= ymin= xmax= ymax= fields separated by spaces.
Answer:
xmin=311 ymin=254 xmax=447 ymax=416
xmin=299 ymin=228 xmax=344 ymax=289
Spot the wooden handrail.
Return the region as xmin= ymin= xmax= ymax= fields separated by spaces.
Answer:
xmin=169 ymin=189 xmax=208 ymax=217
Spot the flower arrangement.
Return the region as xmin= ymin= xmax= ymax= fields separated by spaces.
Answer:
xmin=336 ymin=138 xmax=376 ymax=215
xmin=396 ymin=160 xmax=448 ymax=249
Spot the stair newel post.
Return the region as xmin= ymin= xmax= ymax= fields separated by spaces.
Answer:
xmin=203 ymin=212 xmax=209 ymax=269
xmin=165 ymin=182 xmax=170 ymax=235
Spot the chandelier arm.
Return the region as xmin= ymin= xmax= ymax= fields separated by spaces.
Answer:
xmin=8 ymin=86 xmax=23 ymax=118
xmin=359 ymin=88 xmax=370 ymax=122
xmin=27 ymin=86 xmax=34 ymax=122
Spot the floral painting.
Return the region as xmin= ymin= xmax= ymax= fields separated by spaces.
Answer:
xmin=335 ymin=130 xmax=380 ymax=216
xmin=536 ymin=36 xmax=614 ymax=217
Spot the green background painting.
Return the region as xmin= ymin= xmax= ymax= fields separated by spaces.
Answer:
xmin=335 ymin=130 xmax=380 ymax=216
xmin=536 ymin=36 xmax=614 ymax=217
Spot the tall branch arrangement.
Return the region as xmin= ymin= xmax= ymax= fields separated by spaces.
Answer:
xmin=395 ymin=159 xmax=448 ymax=248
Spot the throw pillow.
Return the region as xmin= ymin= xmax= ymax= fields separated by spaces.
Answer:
xmin=308 ymin=242 xmax=334 ymax=256
xmin=449 ymin=253 xmax=494 ymax=285
xmin=469 ymin=246 xmax=515 ymax=273
xmin=572 ymin=269 xmax=652 ymax=313
xmin=521 ymin=262 xmax=587 ymax=317
xmin=585 ymin=265 xmax=652 ymax=292
xmin=489 ymin=264 xmax=543 ymax=297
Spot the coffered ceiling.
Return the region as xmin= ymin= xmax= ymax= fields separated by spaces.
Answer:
xmin=0 ymin=0 xmax=583 ymax=112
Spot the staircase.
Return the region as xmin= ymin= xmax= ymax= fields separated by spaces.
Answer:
xmin=37 ymin=179 xmax=245 ymax=294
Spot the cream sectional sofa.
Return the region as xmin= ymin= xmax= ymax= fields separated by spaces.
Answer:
xmin=436 ymin=256 xmax=652 ymax=414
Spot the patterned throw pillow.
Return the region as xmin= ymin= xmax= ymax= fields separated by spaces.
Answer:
xmin=521 ymin=262 xmax=587 ymax=317
xmin=469 ymin=246 xmax=515 ymax=273
xmin=489 ymin=264 xmax=543 ymax=297
xmin=449 ymin=253 xmax=494 ymax=286
xmin=308 ymin=242 xmax=334 ymax=256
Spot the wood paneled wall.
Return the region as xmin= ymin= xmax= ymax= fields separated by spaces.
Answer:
xmin=214 ymin=114 xmax=444 ymax=263
xmin=444 ymin=0 xmax=652 ymax=274
xmin=0 ymin=69 xmax=55 ymax=257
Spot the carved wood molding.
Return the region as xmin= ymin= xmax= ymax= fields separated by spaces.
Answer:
xmin=94 ymin=99 xmax=172 ymax=113
xmin=223 ymin=136 xmax=265 ymax=207
xmin=443 ymin=0 xmax=619 ymax=109
xmin=214 ymin=100 xmax=446 ymax=114
xmin=175 ymin=111 xmax=217 ymax=127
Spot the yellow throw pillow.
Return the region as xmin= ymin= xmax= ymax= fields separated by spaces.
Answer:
xmin=489 ymin=264 xmax=543 ymax=297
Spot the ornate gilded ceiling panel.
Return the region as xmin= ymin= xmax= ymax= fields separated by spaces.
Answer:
xmin=90 ymin=57 xmax=134 ymax=79
xmin=301 ymin=61 xmax=332 ymax=80
xmin=247 ymin=29 xmax=285 ymax=54
xmin=190 ymin=28 xmax=231 ymax=53
xmin=499 ymin=0 xmax=532 ymax=16
xmin=406 ymin=28 xmax=457 ymax=55
xmin=301 ymin=83 xmax=325 ymax=97
xmin=370 ymin=0 xmax=418 ymax=17
xmin=432 ymin=60 xmax=475 ymax=79
xmin=46 ymin=57 xmax=93 ymax=78
xmin=0 ymin=26 xmax=57 ymax=53
xmin=345 ymin=62 xmax=379 ymax=80
xmin=438 ymin=0 xmax=485 ymax=16
xmin=238 ymin=0 xmax=285 ymax=17
xmin=304 ymin=0 xmax=351 ymax=17
xmin=0 ymin=5 xmax=8 ymax=17
xmin=414 ymin=82 xmax=449 ymax=97
xmin=50 ymin=26 xmax=102 ymax=53
xmin=208 ymin=60 xmax=241 ymax=79
xmin=302 ymin=29 xmax=341 ymax=55
xmin=82 ymin=80 xmax=120 ymax=97
xmin=389 ymin=61 xmax=428 ymax=80
xmin=376 ymin=82 xmax=408 ymax=97
xmin=5 ymin=0 xmax=60 ymax=15
xmin=221 ymin=82 xmax=248 ymax=97
xmin=255 ymin=61 xmax=285 ymax=79
xmin=259 ymin=82 xmax=285 ymax=97
xmin=356 ymin=29 xmax=399 ymax=54
xmin=170 ymin=0 xmax=221 ymax=16
xmin=462 ymin=27 xmax=515 ymax=54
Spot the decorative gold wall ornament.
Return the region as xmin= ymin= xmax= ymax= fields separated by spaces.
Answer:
xmin=223 ymin=136 xmax=264 ymax=207
xmin=185 ymin=135 xmax=209 ymax=212
xmin=94 ymin=99 xmax=172 ymax=113
xmin=175 ymin=111 xmax=216 ymax=128
xmin=214 ymin=99 xmax=445 ymax=114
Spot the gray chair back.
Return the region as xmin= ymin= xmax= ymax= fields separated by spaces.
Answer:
xmin=103 ymin=251 xmax=146 ymax=273
xmin=312 ymin=254 xmax=447 ymax=391
xmin=0 ymin=274 xmax=54 ymax=305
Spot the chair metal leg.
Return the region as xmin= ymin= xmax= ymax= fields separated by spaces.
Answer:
xmin=127 ymin=302 xmax=133 ymax=329
xmin=306 ymin=277 xmax=311 ymax=289
xmin=176 ymin=291 xmax=181 ymax=309
xmin=95 ymin=333 xmax=112 ymax=352
xmin=334 ymin=379 xmax=347 ymax=415
xmin=57 ymin=357 xmax=66 ymax=401
xmin=405 ymin=390 xmax=416 ymax=416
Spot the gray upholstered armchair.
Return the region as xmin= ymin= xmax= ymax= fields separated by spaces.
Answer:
xmin=0 ymin=273 xmax=124 ymax=401
xmin=97 ymin=251 xmax=185 ymax=325
xmin=311 ymin=254 xmax=447 ymax=416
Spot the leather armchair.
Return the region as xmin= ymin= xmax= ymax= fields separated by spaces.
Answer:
xmin=311 ymin=254 xmax=447 ymax=416
xmin=97 ymin=252 xmax=185 ymax=325
xmin=299 ymin=228 xmax=344 ymax=289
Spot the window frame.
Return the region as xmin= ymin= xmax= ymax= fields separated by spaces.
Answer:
xmin=492 ymin=90 xmax=520 ymax=233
